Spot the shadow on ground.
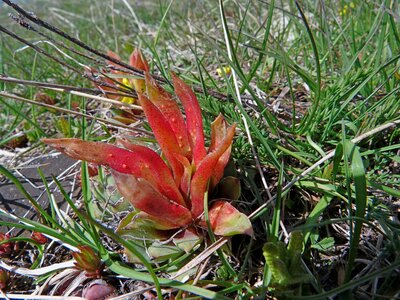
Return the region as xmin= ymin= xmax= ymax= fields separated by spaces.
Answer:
xmin=0 ymin=154 xmax=81 ymax=234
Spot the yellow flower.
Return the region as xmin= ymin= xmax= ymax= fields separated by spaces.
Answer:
xmin=216 ymin=66 xmax=232 ymax=77
xmin=121 ymin=77 xmax=135 ymax=104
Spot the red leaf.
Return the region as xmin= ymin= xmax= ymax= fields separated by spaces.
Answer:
xmin=117 ymin=139 xmax=185 ymax=207
xmin=129 ymin=49 xmax=149 ymax=72
xmin=201 ymin=200 xmax=253 ymax=236
xmin=171 ymin=72 xmax=206 ymax=165
xmin=190 ymin=124 xmax=236 ymax=218
xmin=209 ymin=114 xmax=233 ymax=190
xmin=113 ymin=172 xmax=192 ymax=227
xmin=138 ymin=94 xmax=184 ymax=184
xmin=175 ymin=154 xmax=193 ymax=204
xmin=129 ymin=49 xmax=149 ymax=93
xmin=145 ymin=73 xmax=191 ymax=159
xmin=42 ymin=138 xmax=184 ymax=206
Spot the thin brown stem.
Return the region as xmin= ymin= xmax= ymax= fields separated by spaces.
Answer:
xmin=2 ymin=0 xmax=243 ymax=102
xmin=8 ymin=13 xmax=100 ymax=64
xmin=0 ymin=24 xmax=83 ymax=75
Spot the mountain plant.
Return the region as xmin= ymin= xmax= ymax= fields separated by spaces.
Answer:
xmin=42 ymin=49 xmax=253 ymax=258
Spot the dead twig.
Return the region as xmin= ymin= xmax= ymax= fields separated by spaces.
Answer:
xmin=2 ymin=0 xmax=243 ymax=102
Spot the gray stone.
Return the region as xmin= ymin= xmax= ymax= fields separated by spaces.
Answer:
xmin=0 ymin=153 xmax=80 ymax=235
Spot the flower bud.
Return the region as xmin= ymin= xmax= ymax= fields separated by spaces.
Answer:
xmin=31 ymin=232 xmax=48 ymax=245
xmin=72 ymin=245 xmax=103 ymax=278
xmin=0 ymin=233 xmax=13 ymax=256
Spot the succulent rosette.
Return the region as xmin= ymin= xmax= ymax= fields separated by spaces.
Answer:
xmin=43 ymin=49 xmax=252 ymax=258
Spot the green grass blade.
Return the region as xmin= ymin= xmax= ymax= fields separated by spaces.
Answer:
xmin=287 ymin=259 xmax=400 ymax=300
xmin=269 ymin=161 xmax=284 ymax=241
xmin=105 ymin=254 xmax=230 ymax=299
xmin=343 ymin=140 xmax=367 ymax=283
xmin=295 ymin=1 xmax=321 ymax=134
xmin=0 ymin=165 xmax=52 ymax=223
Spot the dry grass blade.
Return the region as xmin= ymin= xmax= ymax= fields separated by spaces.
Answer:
xmin=170 ymin=237 xmax=228 ymax=279
xmin=2 ymin=0 xmax=245 ymax=103
xmin=0 ymin=24 xmax=83 ymax=75
xmin=1 ymin=295 xmax=84 ymax=300
xmin=0 ymin=260 xmax=75 ymax=277
xmin=0 ymin=75 xmax=142 ymax=110
xmin=0 ymin=74 xmax=101 ymax=94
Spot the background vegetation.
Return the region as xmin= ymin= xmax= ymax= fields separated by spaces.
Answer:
xmin=0 ymin=0 xmax=399 ymax=299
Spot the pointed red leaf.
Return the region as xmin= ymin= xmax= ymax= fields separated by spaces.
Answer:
xmin=174 ymin=154 xmax=193 ymax=204
xmin=117 ymin=139 xmax=185 ymax=207
xmin=129 ymin=49 xmax=149 ymax=72
xmin=145 ymin=73 xmax=191 ymax=159
xmin=190 ymin=124 xmax=236 ymax=218
xmin=129 ymin=49 xmax=149 ymax=93
xmin=209 ymin=114 xmax=233 ymax=190
xmin=113 ymin=172 xmax=192 ymax=227
xmin=200 ymin=200 xmax=253 ymax=236
xmin=42 ymin=138 xmax=184 ymax=206
xmin=138 ymin=94 xmax=184 ymax=184
xmin=171 ymin=72 xmax=206 ymax=165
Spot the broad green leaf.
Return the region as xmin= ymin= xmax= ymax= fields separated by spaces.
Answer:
xmin=173 ymin=228 xmax=203 ymax=253
xmin=117 ymin=211 xmax=173 ymax=240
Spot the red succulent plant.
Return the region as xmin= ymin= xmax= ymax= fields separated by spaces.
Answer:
xmin=0 ymin=233 xmax=18 ymax=257
xmin=42 ymin=49 xmax=252 ymax=250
